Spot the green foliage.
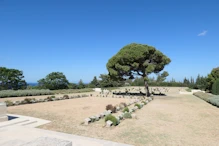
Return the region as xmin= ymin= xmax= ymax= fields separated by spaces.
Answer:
xmin=156 ymin=71 xmax=169 ymax=83
xmin=123 ymin=113 xmax=132 ymax=119
xmin=193 ymin=92 xmax=219 ymax=107
xmin=186 ymin=88 xmax=191 ymax=92
xmin=142 ymin=101 xmax=147 ymax=105
xmin=207 ymin=67 xmax=219 ymax=92
xmin=0 ymin=67 xmax=27 ymax=90
xmin=208 ymin=96 xmax=219 ymax=107
xmin=0 ymin=89 xmax=53 ymax=98
xmin=5 ymin=100 xmax=13 ymax=106
xmin=89 ymin=76 xmax=100 ymax=88
xmin=107 ymin=43 xmax=171 ymax=96
xmin=99 ymin=74 xmax=124 ymax=88
xmin=106 ymin=104 xmax=116 ymax=113
xmin=135 ymin=103 xmax=141 ymax=109
xmin=24 ymin=98 xmax=35 ymax=103
xmin=212 ymin=79 xmax=219 ymax=95
xmin=52 ymin=88 xmax=93 ymax=94
xmin=68 ymin=83 xmax=79 ymax=89
xmin=193 ymin=92 xmax=213 ymax=102
xmin=78 ymin=79 xmax=85 ymax=89
xmin=123 ymin=107 xmax=129 ymax=113
xmin=105 ymin=115 xmax=119 ymax=126
xmin=63 ymin=95 xmax=69 ymax=99
xmin=38 ymin=72 xmax=69 ymax=90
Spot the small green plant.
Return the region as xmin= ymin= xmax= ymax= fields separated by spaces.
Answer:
xmin=105 ymin=115 xmax=119 ymax=126
xmin=5 ymin=100 xmax=13 ymax=106
xmin=123 ymin=113 xmax=132 ymax=119
xmin=142 ymin=101 xmax=147 ymax=105
xmin=135 ymin=103 xmax=141 ymax=109
xmin=123 ymin=107 xmax=129 ymax=113
xmin=186 ymin=88 xmax=192 ymax=92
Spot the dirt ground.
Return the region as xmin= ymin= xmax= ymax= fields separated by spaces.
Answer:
xmin=6 ymin=87 xmax=219 ymax=146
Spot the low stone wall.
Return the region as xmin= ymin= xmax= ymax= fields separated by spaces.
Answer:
xmin=0 ymin=102 xmax=8 ymax=122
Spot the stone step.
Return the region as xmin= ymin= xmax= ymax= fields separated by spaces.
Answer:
xmin=0 ymin=119 xmax=29 ymax=128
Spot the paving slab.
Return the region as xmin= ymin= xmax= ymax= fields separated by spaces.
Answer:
xmin=0 ymin=125 xmax=133 ymax=146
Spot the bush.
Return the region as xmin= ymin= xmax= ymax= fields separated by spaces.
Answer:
xmin=5 ymin=100 xmax=13 ymax=106
xmin=0 ymin=89 xmax=53 ymax=98
xmin=105 ymin=115 xmax=119 ymax=126
xmin=135 ymin=103 xmax=141 ymax=109
xmin=208 ymin=96 xmax=219 ymax=107
xmin=212 ymin=79 xmax=219 ymax=95
xmin=106 ymin=104 xmax=116 ymax=113
xmin=123 ymin=107 xmax=129 ymax=113
xmin=123 ymin=113 xmax=132 ymax=119
xmin=63 ymin=95 xmax=69 ymax=99
xmin=24 ymin=98 xmax=35 ymax=103
xmin=193 ymin=92 xmax=214 ymax=102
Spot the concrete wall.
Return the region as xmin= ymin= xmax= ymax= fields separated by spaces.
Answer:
xmin=0 ymin=102 xmax=8 ymax=122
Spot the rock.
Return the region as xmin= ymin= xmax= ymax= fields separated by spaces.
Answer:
xmin=106 ymin=120 xmax=113 ymax=127
xmin=100 ymin=113 xmax=105 ymax=118
xmin=30 ymin=100 xmax=36 ymax=103
xmin=131 ymin=113 xmax=137 ymax=119
xmin=84 ymin=118 xmax=91 ymax=125
xmin=55 ymin=97 xmax=60 ymax=100
xmin=134 ymin=106 xmax=138 ymax=110
xmin=107 ymin=110 xmax=112 ymax=114
xmin=116 ymin=106 xmax=120 ymax=111
xmin=39 ymin=99 xmax=44 ymax=102
xmin=118 ymin=114 xmax=123 ymax=120
xmin=95 ymin=115 xmax=101 ymax=121
xmin=52 ymin=98 xmax=56 ymax=101
xmin=90 ymin=116 xmax=96 ymax=122
xmin=13 ymin=101 xmax=21 ymax=106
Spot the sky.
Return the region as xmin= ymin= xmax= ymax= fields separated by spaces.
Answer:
xmin=0 ymin=0 xmax=219 ymax=83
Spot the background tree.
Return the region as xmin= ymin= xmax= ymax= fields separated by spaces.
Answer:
xmin=107 ymin=43 xmax=171 ymax=96
xmin=78 ymin=79 xmax=85 ymax=89
xmin=38 ymin=72 xmax=69 ymax=90
xmin=212 ymin=79 xmax=219 ymax=95
xmin=0 ymin=67 xmax=27 ymax=90
xmin=207 ymin=67 xmax=219 ymax=92
xmin=99 ymin=74 xmax=124 ymax=88
xmin=89 ymin=76 xmax=100 ymax=88
xmin=156 ymin=71 xmax=169 ymax=83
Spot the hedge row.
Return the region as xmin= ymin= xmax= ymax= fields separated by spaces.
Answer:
xmin=0 ymin=89 xmax=54 ymax=98
xmin=193 ymin=92 xmax=219 ymax=107
xmin=4 ymin=94 xmax=89 ymax=107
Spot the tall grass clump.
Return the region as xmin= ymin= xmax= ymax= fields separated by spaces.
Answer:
xmin=0 ymin=89 xmax=53 ymax=98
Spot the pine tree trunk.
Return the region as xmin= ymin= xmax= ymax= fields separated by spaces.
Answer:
xmin=144 ymin=80 xmax=150 ymax=97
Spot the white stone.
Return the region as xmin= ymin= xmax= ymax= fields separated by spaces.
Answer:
xmin=84 ymin=118 xmax=91 ymax=125
xmin=106 ymin=120 xmax=113 ymax=127
xmin=95 ymin=115 xmax=101 ymax=121
xmin=0 ymin=102 xmax=7 ymax=122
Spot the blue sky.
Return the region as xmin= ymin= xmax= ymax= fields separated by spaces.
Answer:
xmin=0 ymin=0 xmax=218 ymax=83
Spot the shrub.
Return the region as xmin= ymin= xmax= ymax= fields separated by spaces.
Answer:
xmin=193 ymin=92 xmax=213 ymax=102
xmin=47 ymin=96 xmax=56 ymax=101
xmin=208 ymin=96 xmax=219 ymax=107
xmin=123 ymin=113 xmax=132 ymax=119
xmin=63 ymin=95 xmax=69 ymax=99
xmin=123 ymin=107 xmax=129 ymax=113
xmin=212 ymin=79 xmax=219 ymax=95
xmin=135 ymin=103 xmax=141 ymax=109
xmin=5 ymin=100 xmax=13 ymax=106
xmin=24 ymin=98 xmax=33 ymax=103
xmin=106 ymin=104 xmax=116 ymax=113
xmin=105 ymin=115 xmax=119 ymax=126
xmin=0 ymin=89 xmax=53 ymax=98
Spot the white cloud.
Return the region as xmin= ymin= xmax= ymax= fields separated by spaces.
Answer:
xmin=198 ymin=30 xmax=208 ymax=36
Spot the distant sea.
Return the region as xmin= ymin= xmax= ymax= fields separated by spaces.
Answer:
xmin=27 ymin=83 xmax=38 ymax=86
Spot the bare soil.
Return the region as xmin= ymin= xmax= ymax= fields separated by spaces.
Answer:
xmin=6 ymin=87 xmax=219 ymax=146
